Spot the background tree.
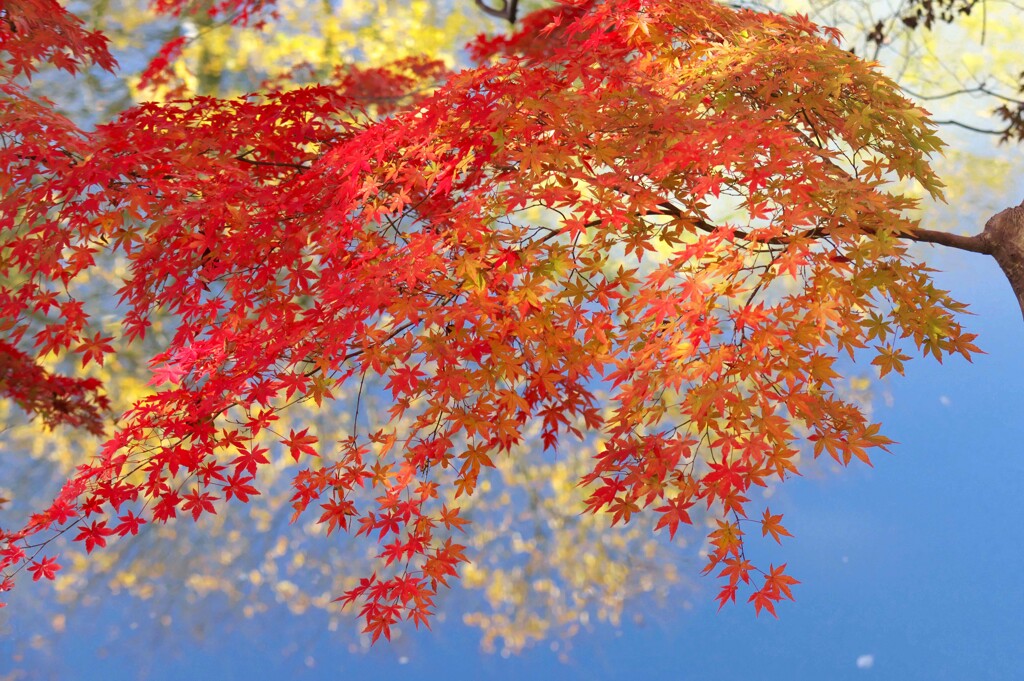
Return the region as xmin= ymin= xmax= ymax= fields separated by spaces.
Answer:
xmin=777 ymin=0 xmax=1024 ymax=142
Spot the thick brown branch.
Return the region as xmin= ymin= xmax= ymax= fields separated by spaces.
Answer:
xmin=900 ymin=226 xmax=993 ymax=254
xmin=655 ymin=201 xmax=999 ymax=254
xmin=655 ymin=201 xmax=991 ymax=253
xmin=981 ymin=200 xmax=1024 ymax=320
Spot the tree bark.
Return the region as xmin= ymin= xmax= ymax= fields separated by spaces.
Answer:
xmin=901 ymin=201 xmax=1024 ymax=320
xmin=982 ymin=199 xmax=1024 ymax=320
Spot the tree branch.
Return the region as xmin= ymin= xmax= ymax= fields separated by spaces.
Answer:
xmin=901 ymin=226 xmax=993 ymax=254
xmin=654 ymin=201 xmax=992 ymax=254
xmin=930 ymin=119 xmax=1010 ymax=136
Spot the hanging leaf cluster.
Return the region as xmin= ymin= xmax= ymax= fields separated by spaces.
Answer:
xmin=0 ymin=0 xmax=978 ymax=640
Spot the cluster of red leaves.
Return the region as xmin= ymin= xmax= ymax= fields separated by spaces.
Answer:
xmin=0 ymin=0 xmax=979 ymax=638
xmin=0 ymin=340 xmax=109 ymax=434
xmin=0 ymin=0 xmax=116 ymax=78
xmin=0 ymin=1 xmax=116 ymax=440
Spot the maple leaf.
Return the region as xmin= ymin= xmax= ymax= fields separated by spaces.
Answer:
xmin=318 ymin=498 xmax=356 ymax=535
xmin=223 ymin=473 xmax=261 ymax=503
xmin=74 ymin=332 xmax=115 ymax=368
xmin=0 ymin=545 xmax=26 ymax=565
xmin=230 ymin=445 xmax=270 ymax=476
xmin=148 ymin=360 xmax=187 ymax=387
xmin=765 ymin=563 xmax=800 ymax=602
xmin=72 ymin=521 xmax=114 ymax=553
xmin=749 ymin=586 xmax=780 ymax=618
xmin=181 ymin=488 xmax=218 ymax=521
xmin=27 ymin=556 xmax=61 ymax=582
xmin=872 ymin=345 xmax=912 ymax=378
xmin=438 ymin=504 xmax=470 ymax=533
xmin=113 ymin=511 xmax=147 ymax=537
xmin=716 ymin=584 xmax=739 ymax=611
xmin=281 ymin=428 xmax=319 ymax=462
xmin=718 ymin=557 xmax=754 ymax=588
xmin=760 ymin=508 xmax=794 ymax=544
xmin=653 ymin=494 xmax=694 ymax=540
xmin=607 ymin=496 xmax=641 ymax=526
xmin=364 ymin=607 xmax=399 ymax=643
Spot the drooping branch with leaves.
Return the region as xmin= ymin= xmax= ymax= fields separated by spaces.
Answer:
xmin=1 ymin=0 xmax=1015 ymax=642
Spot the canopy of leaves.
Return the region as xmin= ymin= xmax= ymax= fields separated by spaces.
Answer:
xmin=0 ymin=0 xmax=978 ymax=641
